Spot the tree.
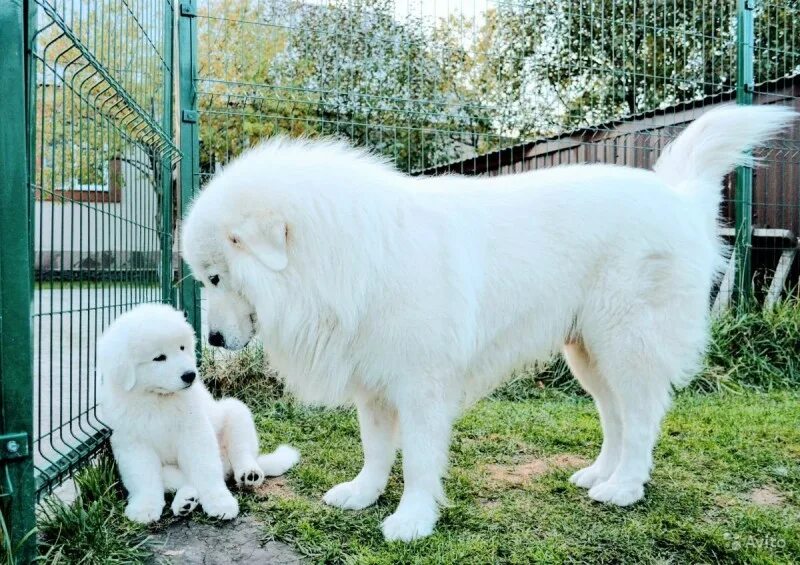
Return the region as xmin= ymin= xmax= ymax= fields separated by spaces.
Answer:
xmin=195 ymin=0 xmax=800 ymax=173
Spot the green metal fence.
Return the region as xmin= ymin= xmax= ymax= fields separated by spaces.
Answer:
xmin=1 ymin=0 xmax=179 ymax=559
xmin=193 ymin=0 xmax=799 ymax=313
xmin=2 ymin=0 xmax=800 ymax=560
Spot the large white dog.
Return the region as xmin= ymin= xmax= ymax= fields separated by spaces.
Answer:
xmin=181 ymin=105 xmax=795 ymax=541
xmin=98 ymin=303 xmax=299 ymax=523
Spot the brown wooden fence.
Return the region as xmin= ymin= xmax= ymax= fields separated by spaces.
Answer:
xmin=423 ymin=77 xmax=800 ymax=237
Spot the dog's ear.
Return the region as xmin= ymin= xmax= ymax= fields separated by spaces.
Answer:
xmin=97 ymin=332 xmax=137 ymax=392
xmin=227 ymin=217 xmax=288 ymax=272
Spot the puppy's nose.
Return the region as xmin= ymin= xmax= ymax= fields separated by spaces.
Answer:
xmin=181 ymin=371 xmax=196 ymax=384
xmin=208 ymin=331 xmax=225 ymax=347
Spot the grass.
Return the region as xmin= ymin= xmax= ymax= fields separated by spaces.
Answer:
xmin=36 ymin=454 xmax=151 ymax=564
xmin=244 ymin=390 xmax=799 ymax=564
xmin=33 ymin=304 xmax=800 ymax=563
xmin=703 ymin=299 xmax=800 ymax=392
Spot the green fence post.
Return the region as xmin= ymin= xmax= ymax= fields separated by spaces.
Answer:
xmin=0 ymin=0 xmax=36 ymax=561
xmin=179 ymin=0 xmax=202 ymax=343
xmin=735 ymin=0 xmax=755 ymax=306
xmin=162 ymin=2 xmax=176 ymax=306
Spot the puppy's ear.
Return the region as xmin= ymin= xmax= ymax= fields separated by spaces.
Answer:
xmin=97 ymin=332 xmax=137 ymax=392
xmin=227 ymin=217 xmax=288 ymax=272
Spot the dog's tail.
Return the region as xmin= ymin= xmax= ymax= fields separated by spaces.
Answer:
xmin=257 ymin=444 xmax=301 ymax=477
xmin=653 ymin=105 xmax=797 ymax=205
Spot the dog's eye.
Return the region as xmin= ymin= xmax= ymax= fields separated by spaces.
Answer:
xmin=153 ymin=354 xmax=167 ymax=362
xmin=209 ymin=274 xmax=220 ymax=286
xmin=180 ymin=346 xmax=185 ymax=351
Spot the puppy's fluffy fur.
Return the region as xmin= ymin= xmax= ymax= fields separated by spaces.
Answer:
xmin=182 ymin=105 xmax=796 ymax=540
xmin=98 ymin=303 xmax=299 ymax=523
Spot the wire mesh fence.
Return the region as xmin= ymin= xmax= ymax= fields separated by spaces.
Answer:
xmin=193 ymin=0 xmax=799 ymax=311
xmin=28 ymin=0 xmax=178 ymax=497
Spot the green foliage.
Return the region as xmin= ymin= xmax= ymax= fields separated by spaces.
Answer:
xmin=0 ymin=512 xmax=35 ymax=565
xmin=701 ymin=299 xmax=800 ymax=393
xmin=37 ymin=454 xmax=150 ymax=564
xmin=200 ymin=346 xmax=285 ymax=410
xmin=197 ymin=0 xmax=800 ymax=175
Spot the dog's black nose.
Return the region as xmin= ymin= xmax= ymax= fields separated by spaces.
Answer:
xmin=208 ymin=331 xmax=225 ymax=347
xmin=181 ymin=371 xmax=196 ymax=384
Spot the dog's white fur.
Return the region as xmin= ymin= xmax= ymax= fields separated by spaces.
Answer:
xmin=181 ymin=105 xmax=796 ymax=541
xmin=98 ymin=303 xmax=300 ymax=523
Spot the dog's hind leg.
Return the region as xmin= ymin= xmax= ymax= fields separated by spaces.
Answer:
xmin=323 ymin=391 xmax=398 ymax=510
xmin=217 ymin=398 xmax=265 ymax=488
xmin=586 ymin=325 xmax=674 ymax=507
xmin=563 ymin=341 xmax=622 ymax=489
xmin=163 ymin=465 xmax=199 ymax=517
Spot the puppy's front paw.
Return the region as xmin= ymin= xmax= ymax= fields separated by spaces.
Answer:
xmin=171 ymin=486 xmax=199 ymax=517
xmin=381 ymin=505 xmax=438 ymax=542
xmin=201 ymin=491 xmax=239 ymax=520
xmin=235 ymin=464 xmax=265 ymax=489
xmin=125 ymin=498 xmax=164 ymax=524
xmin=323 ymin=480 xmax=382 ymax=510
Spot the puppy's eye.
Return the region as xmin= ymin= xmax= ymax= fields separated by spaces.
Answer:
xmin=209 ymin=274 xmax=220 ymax=286
xmin=153 ymin=354 xmax=167 ymax=362
xmin=180 ymin=346 xmax=185 ymax=351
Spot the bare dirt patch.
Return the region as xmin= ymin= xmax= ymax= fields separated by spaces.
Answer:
xmin=485 ymin=454 xmax=589 ymax=486
xmin=747 ymin=485 xmax=785 ymax=507
xmin=255 ymin=477 xmax=297 ymax=500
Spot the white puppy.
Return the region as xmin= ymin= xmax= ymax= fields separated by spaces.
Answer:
xmin=98 ymin=303 xmax=300 ymax=524
xmin=181 ymin=105 xmax=796 ymax=541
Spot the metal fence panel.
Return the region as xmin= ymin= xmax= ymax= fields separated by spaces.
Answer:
xmin=179 ymin=0 xmax=203 ymax=345
xmin=191 ymin=1 xmax=799 ymax=313
xmin=27 ymin=0 xmax=179 ymax=497
xmin=27 ymin=0 xmax=181 ymax=497
xmin=0 ymin=2 xmax=36 ymax=560
xmin=750 ymin=0 xmax=800 ymax=308
xmin=190 ymin=0 xmax=799 ymax=310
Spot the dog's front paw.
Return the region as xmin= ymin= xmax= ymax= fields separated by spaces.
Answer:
xmin=235 ymin=464 xmax=265 ymax=489
xmin=201 ymin=491 xmax=239 ymax=520
xmin=381 ymin=504 xmax=438 ymax=542
xmin=569 ymin=463 xmax=613 ymax=489
xmin=323 ymin=480 xmax=382 ymax=510
xmin=125 ymin=498 xmax=164 ymax=524
xmin=171 ymin=486 xmax=199 ymax=517
xmin=588 ymin=480 xmax=645 ymax=506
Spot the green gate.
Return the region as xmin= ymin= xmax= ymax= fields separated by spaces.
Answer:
xmin=1 ymin=0 xmax=183 ymax=560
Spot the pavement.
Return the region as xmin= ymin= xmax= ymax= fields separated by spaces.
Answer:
xmin=147 ymin=516 xmax=305 ymax=564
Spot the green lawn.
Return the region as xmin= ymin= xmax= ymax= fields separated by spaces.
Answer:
xmin=34 ymin=389 xmax=799 ymax=564
xmin=240 ymin=390 xmax=799 ymax=564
